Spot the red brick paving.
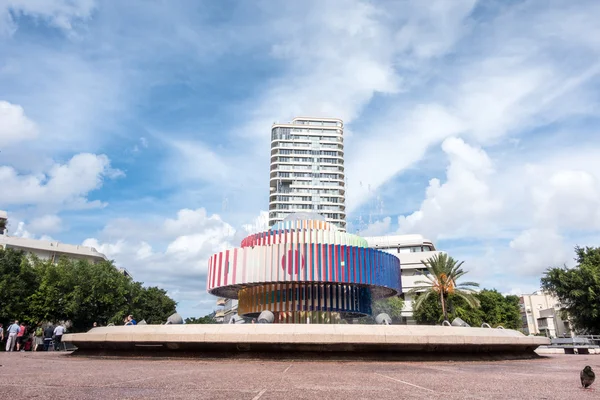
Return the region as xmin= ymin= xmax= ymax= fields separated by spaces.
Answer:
xmin=0 ymin=352 xmax=597 ymax=399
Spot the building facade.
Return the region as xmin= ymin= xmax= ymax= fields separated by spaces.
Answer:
xmin=364 ymin=234 xmax=441 ymax=324
xmin=269 ymin=117 xmax=346 ymax=231
xmin=215 ymin=298 xmax=239 ymax=323
xmin=0 ymin=210 xmax=132 ymax=277
xmin=520 ymin=291 xmax=572 ymax=337
xmin=0 ymin=235 xmax=108 ymax=264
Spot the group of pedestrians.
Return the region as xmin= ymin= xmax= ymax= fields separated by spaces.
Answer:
xmin=2 ymin=320 xmax=66 ymax=352
xmin=3 ymin=320 xmax=29 ymax=351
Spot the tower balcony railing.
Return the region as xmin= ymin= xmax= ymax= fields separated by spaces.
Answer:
xmin=270 ymin=170 xmax=345 ymax=178
xmin=271 ymin=165 xmax=313 ymax=172
xmin=270 ymin=188 xmax=345 ymax=197
xmin=270 ymin=197 xmax=313 ymax=203
xmin=291 ymin=181 xmax=345 ymax=188
xmin=271 ymin=159 xmax=344 ymax=166
xmin=269 ymin=205 xmax=346 ymax=213
xmin=270 ymin=147 xmax=344 ymax=155
xmin=272 ymin=142 xmax=312 ymax=149
xmin=269 ymin=195 xmax=344 ymax=204
xmin=269 ymin=173 xmax=345 ymax=181
xmin=272 ymin=136 xmax=343 ymax=143
xmin=271 ymin=159 xmax=315 ymax=165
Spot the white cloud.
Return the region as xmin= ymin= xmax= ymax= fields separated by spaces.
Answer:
xmin=167 ymin=140 xmax=231 ymax=183
xmin=0 ymin=100 xmax=38 ymax=147
xmin=530 ymin=169 xmax=600 ymax=231
xmin=82 ymin=238 xmax=126 ymax=258
xmin=343 ymin=0 xmax=600 ymax=209
xmin=83 ymin=208 xmax=243 ymax=317
xmin=12 ymin=221 xmax=33 ymax=238
xmin=165 ymin=0 xmax=478 ymax=198
xmin=394 ymin=137 xmax=600 ymax=278
xmin=132 ymin=137 xmax=148 ymax=153
xmin=392 ymin=0 xmax=477 ymax=59
xmin=163 ymin=208 xmax=233 ymax=237
xmin=358 ymin=217 xmax=392 ymax=237
xmin=0 ymin=153 xmax=123 ymax=210
xmin=135 ymin=241 xmax=153 ymax=260
xmin=509 ymin=228 xmax=570 ymax=275
xmin=241 ymin=211 xmax=269 ymax=234
xmin=28 ymin=214 xmax=62 ymax=234
xmin=242 ymin=0 xmax=476 ymax=145
xmin=397 ymin=137 xmax=500 ymax=239
xmin=347 ymin=105 xmax=466 ymax=210
xmin=1 ymin=0 xmax=96 ymax=35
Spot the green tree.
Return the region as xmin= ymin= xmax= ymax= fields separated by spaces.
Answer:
xmin=0 ymin=248 xmax=39 ymax=327
xmin=0 ymin=250 xmax=178 ymax=332
xmin=541 ymin=246 xmax=600 ymax=334
xmin=413 ymin=293 xmax=479 ymax=325
xmin=29 ymin=257 xmax=134 ymax=331
xmin=185 ymin=314 xmax=216 ymax=324
xmin=130 ymin=285 xmax=177 ymax=324
xmin=413 ymin=289 xmax=522 ymax=330
xmin=372 ymin=296 xmax=405 ymax=323
xmin=412 ymin=292 xmax=446 ymax=325
xmin=476 ymin=289 xmax=521 ymax=330
xmin=408 ymin=253 xmax=479 ymax=322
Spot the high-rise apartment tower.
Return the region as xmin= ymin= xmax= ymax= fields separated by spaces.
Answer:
xmin=269 ymin=117 xmax=346 ymax=231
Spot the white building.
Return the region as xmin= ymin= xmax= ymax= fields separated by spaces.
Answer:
xmin=0 ymin=235 xmax=108 ymax=264
xmin=0 ymin=210 xmax=130 ymax=275
xmin=520 ymin=291 xmax=572 ymax=337
xmin=215 ymin=297 xmax=240 ymax=324
xmin=269 ymin=117 xmax=346 ymax=231
xmin=364 ymin=234 xmax=441 ymax=324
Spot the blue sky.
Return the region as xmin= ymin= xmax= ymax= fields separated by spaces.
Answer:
xmin=2 ymin=0 xmax=600 ymax=318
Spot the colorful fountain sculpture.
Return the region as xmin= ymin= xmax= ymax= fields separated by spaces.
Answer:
xmin=207 ymin=213 xmax=402 ymax=323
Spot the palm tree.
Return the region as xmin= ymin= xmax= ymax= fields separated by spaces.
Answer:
xmin=408 ymin=253 xmax=479 ymax=322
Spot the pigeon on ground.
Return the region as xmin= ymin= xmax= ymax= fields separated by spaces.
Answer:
xmin=581 ymin=365 xmax=595 ymax=389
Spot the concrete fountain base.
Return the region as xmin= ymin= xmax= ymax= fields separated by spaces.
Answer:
xmin=63 ymin=324 xmax=549 ymax=360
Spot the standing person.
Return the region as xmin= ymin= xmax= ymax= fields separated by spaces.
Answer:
xmin=23 ymin=330 xmax=34 ymax=351
xmin=43 ymin=324 xmax=54 ymax=351
xmin=0 ymin=323 xmax=4 ymax=344
xmin=5 ymin=320 xmax=20 ymax=351
xmin=16 ymin=322 xmax=27 ymax=351
xmin=53 ymin=324 xmax=65 ymax=351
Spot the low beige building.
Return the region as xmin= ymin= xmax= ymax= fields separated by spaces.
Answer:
xmin=519 ymin=290 xmax=572 ymax=338
xmin=0 ymin=235 xmax=108 ymax=264
xmin=0 ymin=210 xmax=132 ymax=277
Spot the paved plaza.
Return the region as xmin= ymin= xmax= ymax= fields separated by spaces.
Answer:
xmin=0 ymin=352 xmax=597 ymax=399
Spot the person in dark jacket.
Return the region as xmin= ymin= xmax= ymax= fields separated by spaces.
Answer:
xmin=43 ymin=325 xmax=54 ymax=351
